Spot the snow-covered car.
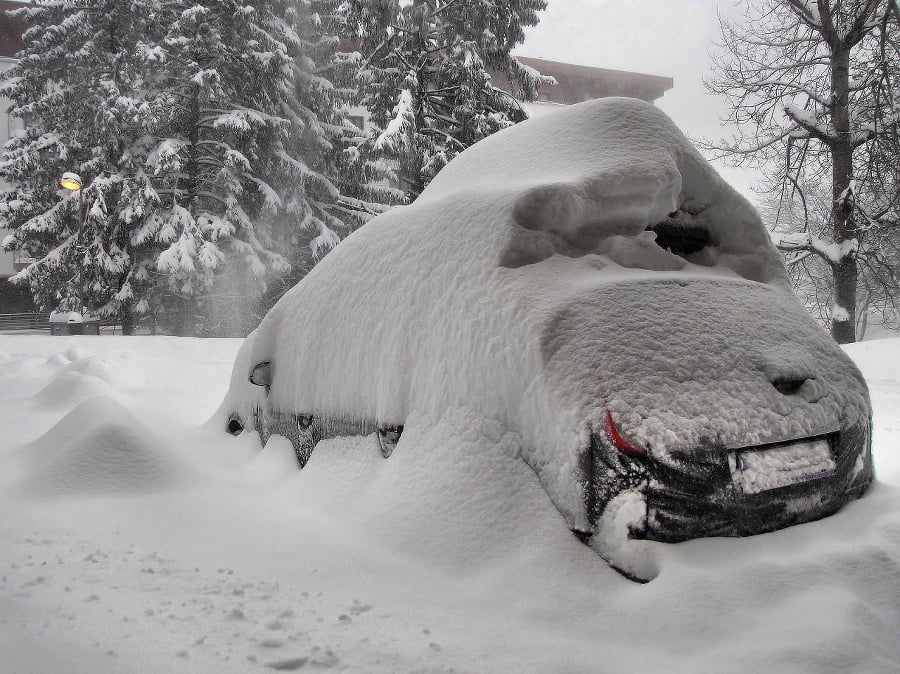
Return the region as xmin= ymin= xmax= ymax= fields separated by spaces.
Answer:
xmin=217 ymin=97 xmax=873 ymax=575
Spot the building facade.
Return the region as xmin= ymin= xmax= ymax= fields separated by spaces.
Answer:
xmin=0 ymin=1 xmax=31 ymax=311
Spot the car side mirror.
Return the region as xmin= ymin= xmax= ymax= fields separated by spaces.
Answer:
xmin=249 ymin=361 xmax=273 ymax=389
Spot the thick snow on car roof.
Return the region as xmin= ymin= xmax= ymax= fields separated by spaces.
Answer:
xmin=221 ymin=97 xmax=868 ymax=528
xmin=424 ymin=97 xmax=788 ymax=286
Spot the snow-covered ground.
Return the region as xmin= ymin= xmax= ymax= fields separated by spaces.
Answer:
xmin=0 ymin=334 xmax=898 ymax=673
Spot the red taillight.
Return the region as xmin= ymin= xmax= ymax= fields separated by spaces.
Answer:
xmin=604 ymin=409 xmax=647 ymax=457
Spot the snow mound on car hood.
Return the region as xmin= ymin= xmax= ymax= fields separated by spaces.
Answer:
xmin=218 ymin=98 xmax=860 ymax=529
xmin=541 ymin=277 xmax=870 ymax=453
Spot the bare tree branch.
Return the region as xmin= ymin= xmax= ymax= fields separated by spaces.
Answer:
xmin=708 ymin=0 xmax=900 ymax=341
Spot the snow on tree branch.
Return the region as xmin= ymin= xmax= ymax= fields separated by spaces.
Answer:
xmin=709 ymin=0 xmax=900 ymax=341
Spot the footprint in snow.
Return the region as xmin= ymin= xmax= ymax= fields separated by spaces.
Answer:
xmin=349 ymin=599 xmax=373 ymax=615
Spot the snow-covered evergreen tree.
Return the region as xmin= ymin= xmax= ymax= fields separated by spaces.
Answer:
xmin=1 ymin=0 xmax=375 ymax=335
xmin=170 ymin=0 xmax=390 ymax=332
xmin=260 ymin=0 xmax=399 ymax=306
xmin=0 ymin=0 xmax=162 ymax=332
xmin=345 ymin=0 xmax=552 ymax=201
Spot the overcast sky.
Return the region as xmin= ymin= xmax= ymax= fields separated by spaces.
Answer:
xmin=519 ymin=0 xmax=757 ymax=201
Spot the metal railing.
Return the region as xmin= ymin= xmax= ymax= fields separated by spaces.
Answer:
xmin=0 ymin=312 xmax=51 ymax=331
xmin=0 ymin=313 xmax=123 ymax=332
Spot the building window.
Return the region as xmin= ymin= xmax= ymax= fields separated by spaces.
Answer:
xmin=348 ymin=114 xmax=365 ymax=132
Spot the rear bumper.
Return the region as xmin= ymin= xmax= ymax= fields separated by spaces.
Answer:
xmin=633 ymin=421 xmax=874 ymax=543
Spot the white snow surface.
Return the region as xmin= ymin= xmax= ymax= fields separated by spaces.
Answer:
xmin=220 ymin=97 xmax=868 ymax=528
xmin=1 ymin=334 xmax=899 ymax=673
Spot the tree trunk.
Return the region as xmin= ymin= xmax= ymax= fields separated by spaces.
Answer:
xmin=180 ymin=295 xmax=197 ymax=337
xmin=119 ymin=305 xmax=135 ymax=336
xmin=186 ymin=86 xmax=201 ymax=207
xmin=403 ymin=60 xmax=428 ymax=202
xmin=830 ymin=46 xmax=858 ymax=344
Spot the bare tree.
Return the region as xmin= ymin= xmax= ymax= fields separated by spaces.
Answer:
xmin=707 ymin=0 xmax=900 ymax=343
xmin=759 ymin=183 xmax=900 ymax=338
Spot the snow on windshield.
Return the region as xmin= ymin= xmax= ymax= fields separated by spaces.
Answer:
xmin=219 ymin=97 xmax=868 ymax=530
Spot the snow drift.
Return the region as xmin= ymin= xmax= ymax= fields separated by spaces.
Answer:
xmin=18 ymin=396 xmax=193 ymax=497
xmin=0 ymin=335 xmax=897 ymax=673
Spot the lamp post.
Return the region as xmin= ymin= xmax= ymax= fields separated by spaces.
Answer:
xmin=58 ymin=171 xmax=87 ymax=318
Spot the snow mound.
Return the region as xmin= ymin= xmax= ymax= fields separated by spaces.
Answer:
xmin=65 ymin=345 xmax=93 ymax=361
xmin=18 ymin=396 xmax=192 ymax=496
xmin=45 ymin=353 xmax=71 ymax=368
xmin=591 ymin=488 xmax=660 ymax=581
xmin=0 ymin=356 xmax=64 ymax=401
xmin=245 ymin=434 xmax=302 ymax=482
xmin=285 ymin=409 xmax=585 ymax=570
xmin=29 ymin=369 xmax=123 ymax=409
xmin=61 ymin=355 xmax=119 ymax=383
xmin=25 ymin=351 xmax=144 ymax=409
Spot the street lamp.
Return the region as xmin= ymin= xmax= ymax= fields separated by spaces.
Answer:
xmin=59 ymin=171 xmax=83 ymax=191
xmin=60 ymin=171 xmax=85 ymax=225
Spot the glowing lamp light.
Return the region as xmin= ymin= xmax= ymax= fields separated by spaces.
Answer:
xmin=59 ymin=172 xmax=83 ymax=191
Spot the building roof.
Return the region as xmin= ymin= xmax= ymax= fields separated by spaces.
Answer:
xmin=337 ymin=37 xmax=673 ymax=106
xmin=514 ymin=56 xmax=673 ymax=104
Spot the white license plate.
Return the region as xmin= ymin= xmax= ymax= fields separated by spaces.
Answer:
xmin=732 ymin=437 xmax=835 ymax=495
